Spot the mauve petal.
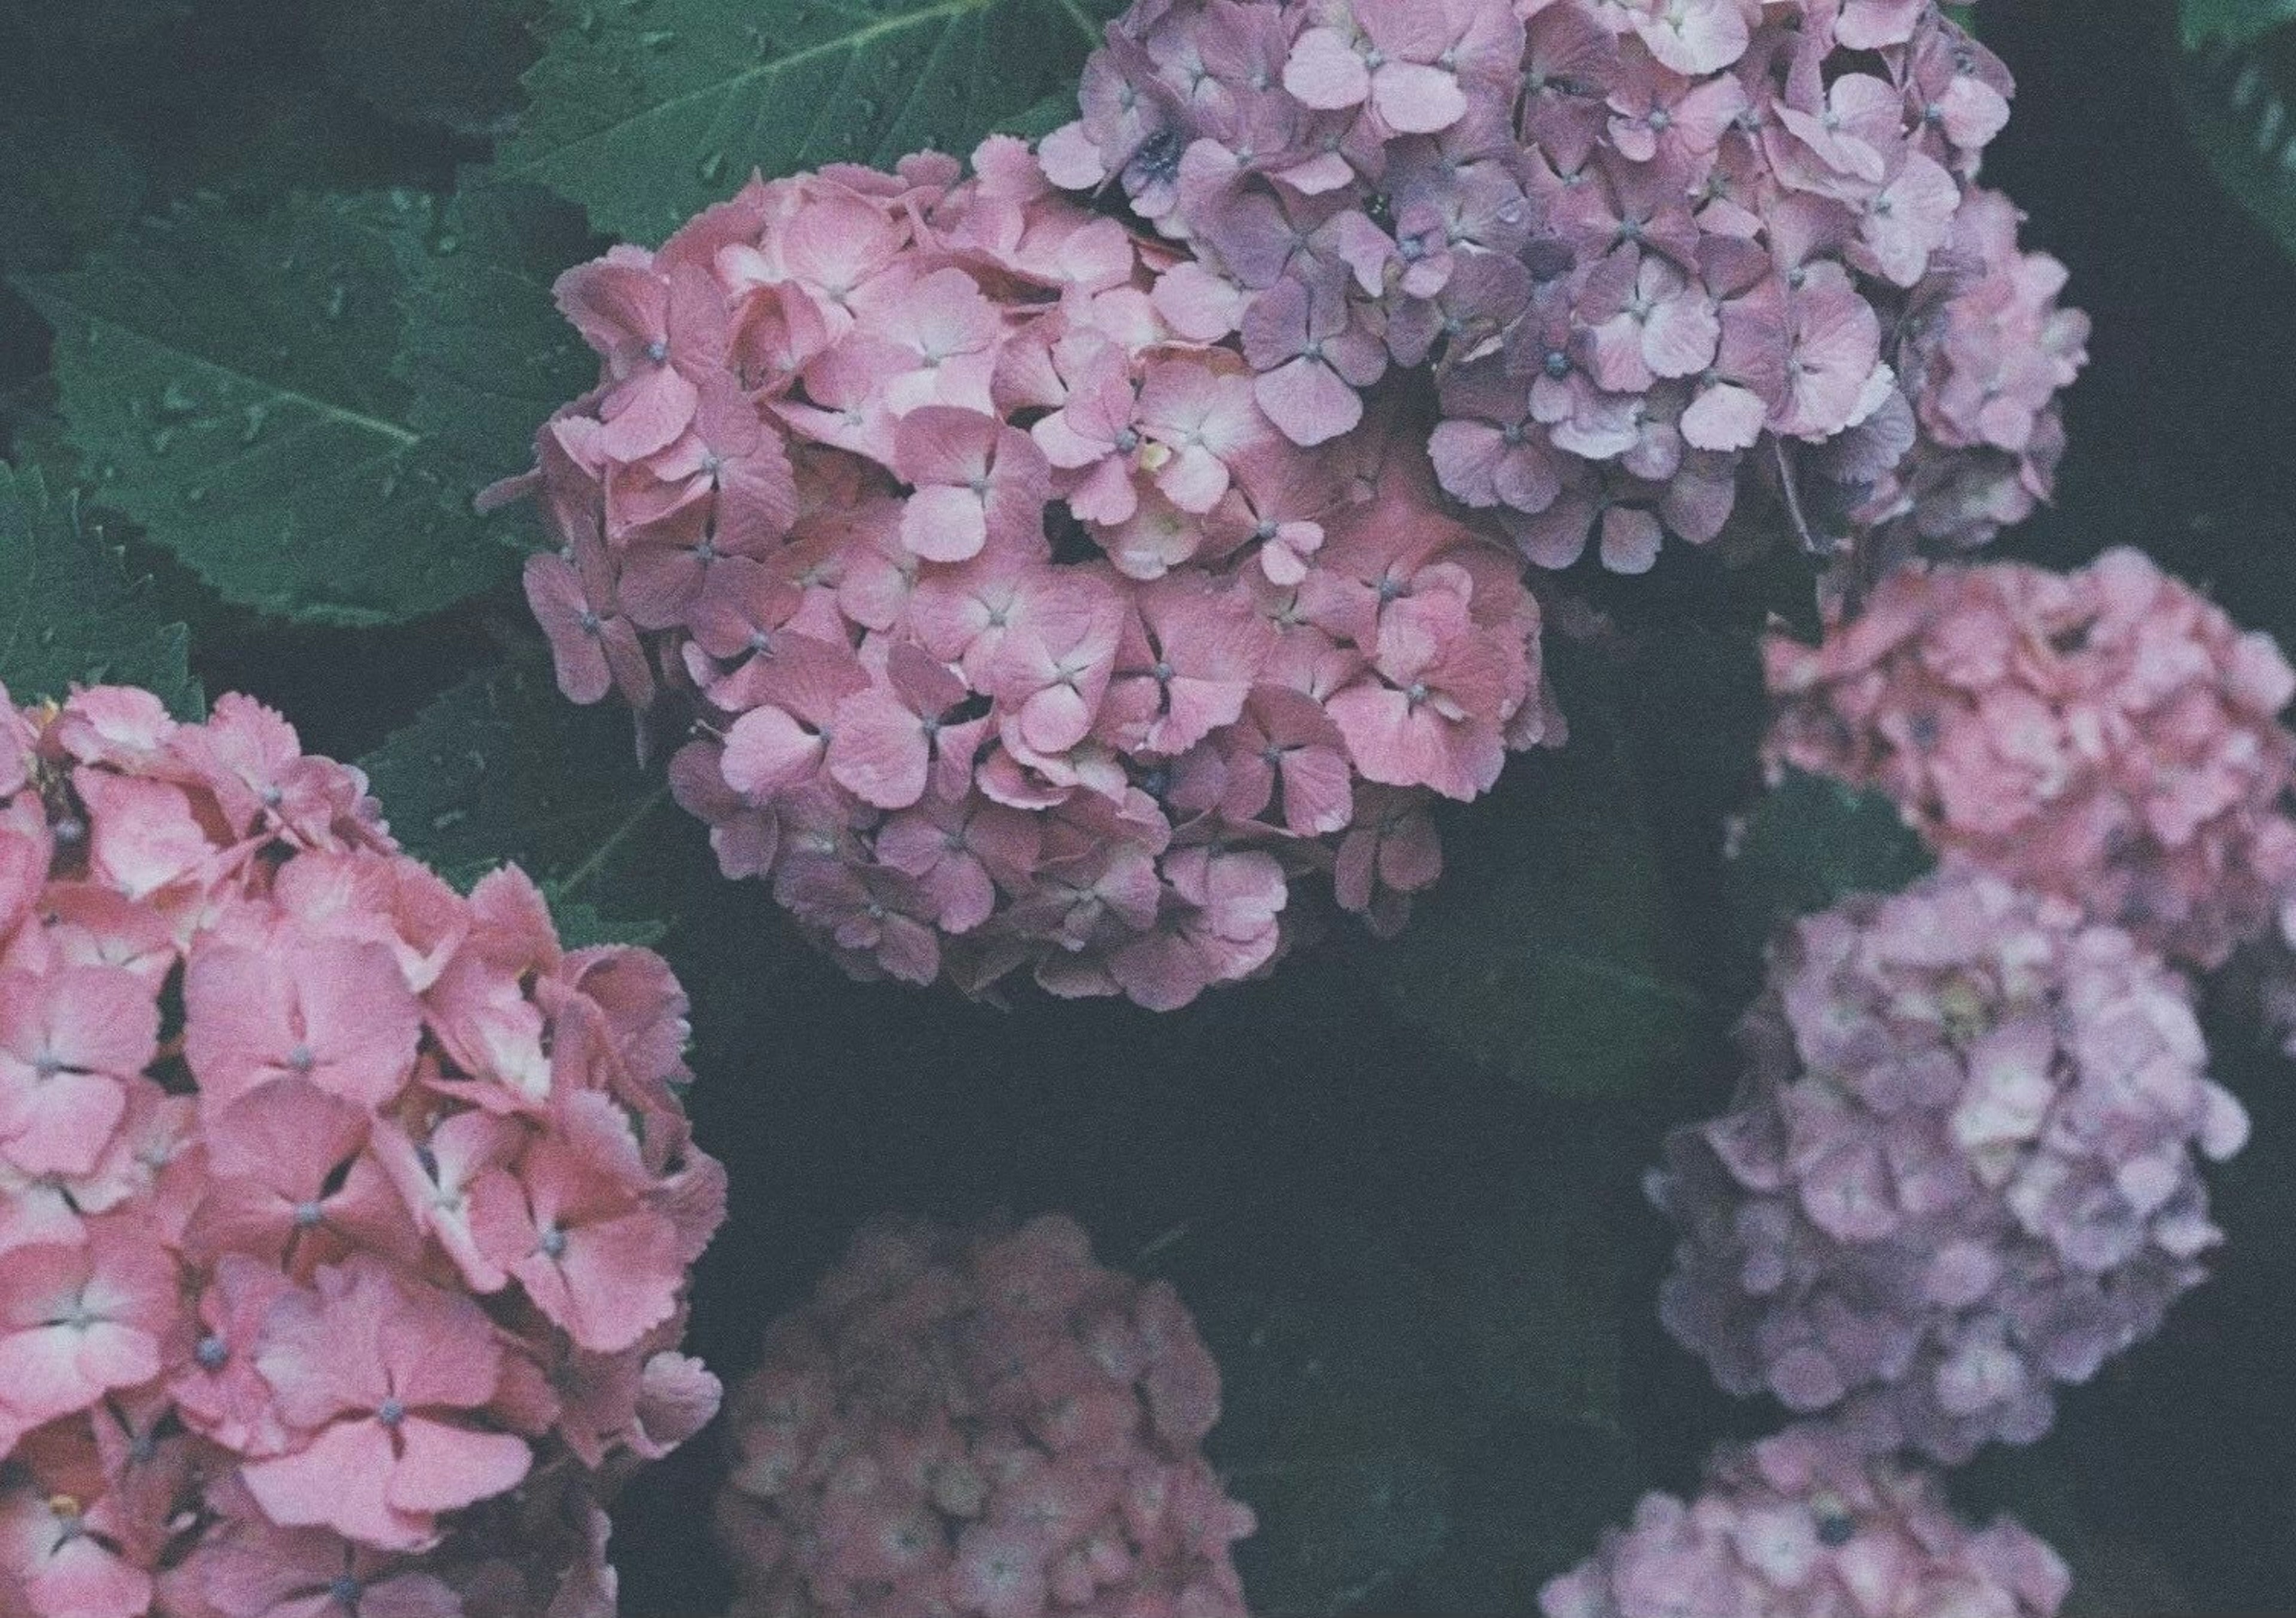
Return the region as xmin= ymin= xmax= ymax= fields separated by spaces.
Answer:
xmin=241 ymin=1420 xmax=425 ymax=1550
xmin=1644 ymin=298 xmax=1722 ymax=378
xmin=1280 ymin=747 xmax=1354 ymax=835
xmin=1282 ymin=28 xmax=1371 ymax=109
xmin=893 ymin=405 xmax=996 ymax=486
xmin=722 ymin=707 xmax=825 ymax=798
xmin=1599 ymin=506 xmax=1664 ymax=575
xmin=385 ymin=1416 xmax=532 ymax=1515
xmin=552 ymin=258 xmax=664 ymax=357
xmin=1636 ymin=0 xmax=1748 ymax=75
xmin=1370 ymin=61 xmax=1467 ymax=134
xmin=524 ymin=555 xmax=613 ymax=705
xmin=23 ymin=1537 xmax=150 ymax=1618
xmin=1017 ymin=682 xmax=1096 ymax=756
xmin=828 ymin=691 xmax=933 ymax=810
xmin=902 ymin=485 xmax=990 ymax=563
xmin=597 ymin=365 xmax=699 ymax=462
xmin=2 ymin=1068 xmax=126 ymax=1179
xmin=1253 ymin=358 xmax=1363 ymax=448
xmin=300 ymin=940 xmax=422 ymax=1108
xmin=1682 ymin=383 xmax=1769 ymax=451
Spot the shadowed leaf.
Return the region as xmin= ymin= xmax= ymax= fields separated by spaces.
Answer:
xmin=0 ymin=461 xmax=201 ymax=716
xmin=358 ymin=651 xmax=678 ymax=940
xmin=501 ymin=0 xmax=1120 ymax=242
xmin=14 ymin=191 xmax=523 ymax=626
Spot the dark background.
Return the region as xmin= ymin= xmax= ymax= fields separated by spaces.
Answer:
xmin=6 ymin=0 xmax=2296 ymax=1611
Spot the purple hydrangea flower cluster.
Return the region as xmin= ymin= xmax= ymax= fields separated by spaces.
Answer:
xmin=1649 ymin=870 xmax=2249 ymax=1464
xmin=1042 ymin=0 xmax=2087 ymax=574
xmin=1540 ymin=1422 xmax=2070 ymax=1618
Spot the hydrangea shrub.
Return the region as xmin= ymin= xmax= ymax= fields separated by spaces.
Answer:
xmin=1650 ymin=869 xmax=2248 ymax=1464
xmin=715 ymin=1213 xmax=1254 ymax=1618
xmin=1043 ymin=0 xmax=2088 ymax=575
xmin=496 ymin=138 xmax=1558 ymax=1008
xmin=1764 ymin=546 xmax=2296 ymax=971
xmin=0 ymin=683 xmax=725 ymax=1616
xmin=1541 ymin=1422 xmax=2070 ymax=1618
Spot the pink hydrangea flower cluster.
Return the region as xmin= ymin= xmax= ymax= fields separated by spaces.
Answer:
xmin=1649 ymin=871 xmax=2249 ymax=1465
xmin=715 ymin=1213 xmax=1254 ymax=1618
xmin=1764 ymin=547 xmax=2296 ymax=972
xmin=1042 ymin=0 xmax=2087 ymax=574
xmin=0 ymin=683 xmax=726 ymax=1618
xmin=497 ymin=136 xmax=1556 ymax=1008
xmin=1540 ymin=1422 xmax=2069 ymax=1618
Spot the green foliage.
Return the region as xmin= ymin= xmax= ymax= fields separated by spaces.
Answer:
xmin=1183 ymin=1210 xmax=1474 ymax=1616
xmin=393 ymin=176 xmax=600 ymax=486
xmin=357 ymin=652 xmax=678 ymax=941
xmin=1372 ymin=715 xmax=1710 ymax=1102
xmin=0 ymin=461 xmax=200 ymax=716
xmin=316 ymin=0 xmax=542 ymax=138
xmin=1183 ymin=1156 xmax=1642 ymax=1616
xmin=0 ymin=112 xmax=146 ymax=273
xmin=1726 ymin=767 xmax=1932 ymax=946
xmin=14 ymin=190 xmax=526 ymax=627
xmin=2184 ymin=0 xmax=2296 ymax=48
xmin=0 ymin=0 xmax=188 ymax=49
xmin=2179 ymin=20 xmax=2296 ymax=261
xmin=502 ymin=0 xmax=1120 ymax=242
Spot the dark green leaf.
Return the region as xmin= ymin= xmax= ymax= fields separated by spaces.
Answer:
xmin=0 ymin=0 xmax=188 ymax=48
xmin=501 ymin=0 xmax=1119 ymax=242
xmin=2179 ymin=25 xmax=2296 ymax=262
xmin=1372 ymin=724 xmax=1710 ymax=1101
xmin=1726 ymin=767 xmax=1932 ymax=945
xmin=14 ymin=191 xmax=523 ymax=627
xmin=0 ymin=111 xmax=146 ymax=272
xmin=1176 ymin=1211 xmax=1467 ymax=1617
xmin=357 ymin=652 xmax=674 ymax=938
xmin=0 ymin=461 xmax=200 ymax=716
xmin=317 ymin=0 xmax=542 ymax=139
xmin=540 ymin=891 xmax=669 ymax=948
xmin=393 ymin=176 xmax=600 ymax=486
xmin=1437 ymin=1179 xmax=1628 ymax=1433
xmin=2183 ymin=0 xmax=2296 ymax=48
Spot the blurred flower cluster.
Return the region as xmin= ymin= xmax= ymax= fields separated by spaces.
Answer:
xmin=1543 ymin=1421 xmax=2069 ymax=1618
xmin=716 ymin=1214 xmax=1253 ymax=1618
xmin=498 ymin=138 xmax=1556 ymax=1008
xmin=1649 ymin=871 xmax=2247 ymax=1464
xmin=1765 ymin=547 xmax=2296 ymax=972
xmin=1042 ymin=0 xmax=2087 ymax=574
xmin=0 ymin=685 xmax=723 ymax=1617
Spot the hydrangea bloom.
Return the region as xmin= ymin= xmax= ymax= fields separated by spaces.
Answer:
xmin=0 ymin=683 xmax=726 ymax=1617
xmin=493 ymin=137 xmax=1558 ymax=1008
xmin=1043 ymin=0 xmax=2086 ymax=575
xmin=1541 ymin=1422 xmax=2069 ymax=1618
xmin=1764 ymin=547 xmax=2296 ymax=972
xmin=715 ymin=1213 xmax=1254 ymax=1618
xmin=1650 ymin=871 xmax=2248 ymax=1464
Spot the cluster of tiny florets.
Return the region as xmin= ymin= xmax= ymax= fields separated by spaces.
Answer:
xmin=0 ymin=683 xmax=725 ymax=1618
xmin=1764 ymin=547 xmax=2296 ymax=972
xmin=1649 ymin=870 xmax=2248 ymax=1464
xmin=714 ymin=1213 xmax=1254 ymax=1618
xmin=1540 ymin=1422 xmax=2069 ymax=1618
xmin=1042 ymin=0 xmax=2087 ymax=574
xmin=500 ymin=136 xmax=1556 ymax=1008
